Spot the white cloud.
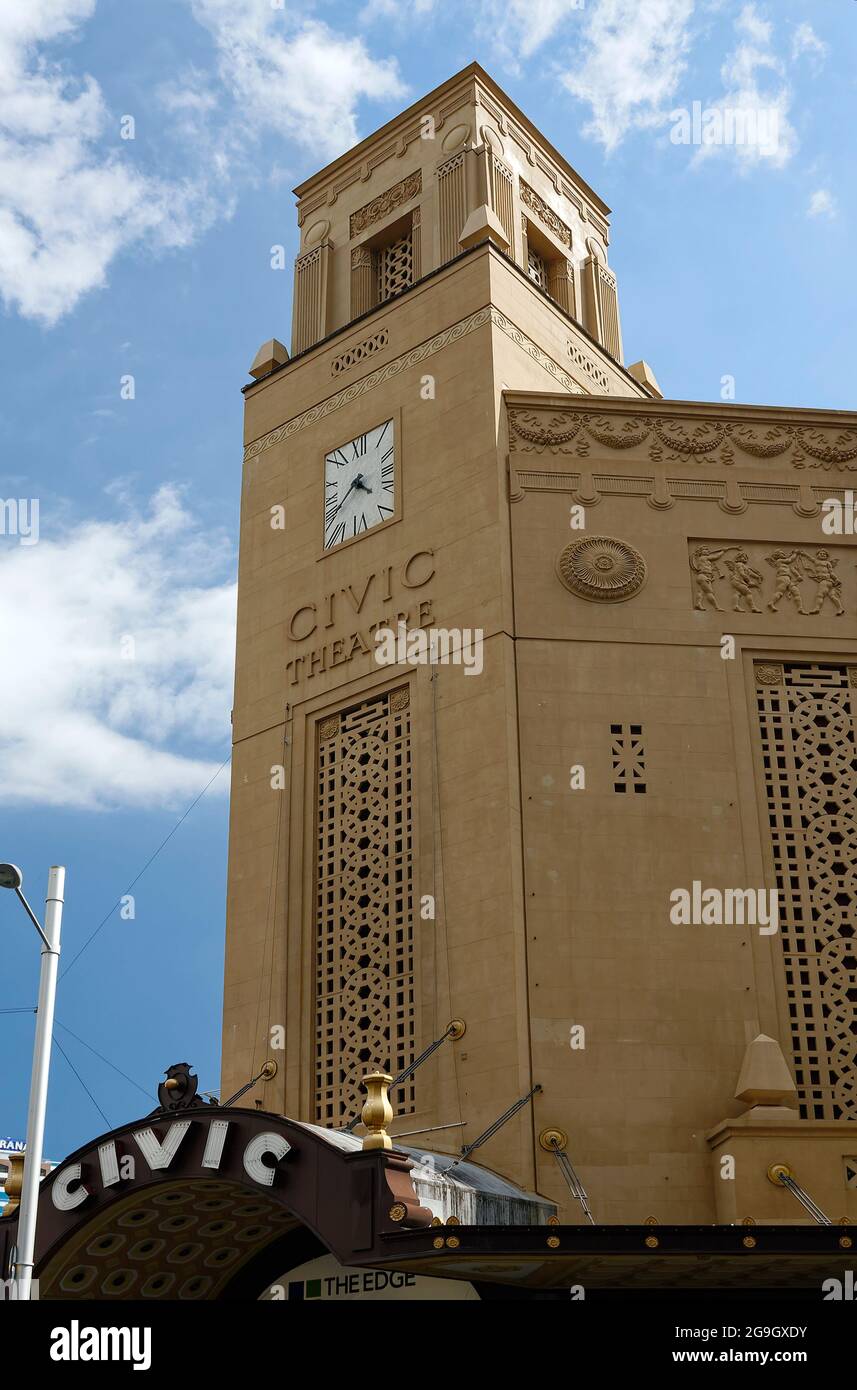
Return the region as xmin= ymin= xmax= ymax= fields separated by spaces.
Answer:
xmin=0 ymin=486 xmax=236 ymax=810
xmin=792 ymin=21 xmax=826 ymax=66
xmin=559 ymin=0 xmax=695 ymax=151
xmin=0 ymin=2 xmax=406 ymax=325
xmin=360 ymin=0 xmax=437 ymax=23
xmin=0 ymin=1 xmax=220 ymax=325
xmin=691 ymin=3 xmax=796 ymax=170
xmin=188 ymin=2 xmax=406 ymax=158
xmin=807 ymin=188 xmax=835 ymax=220
xmin=478 ymin=0 xmax=588 ymax=65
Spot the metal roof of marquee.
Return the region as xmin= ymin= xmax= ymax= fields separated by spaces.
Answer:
xmin=0 ymin=1095 xmax=850 ymax=1299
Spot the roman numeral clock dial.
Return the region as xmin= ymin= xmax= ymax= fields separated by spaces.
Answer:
xmin=324 ymin=419 xmax=395 ymax=550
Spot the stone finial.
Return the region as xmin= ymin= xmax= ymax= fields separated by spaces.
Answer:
xmin=360 ymin=1071 xmax=394 ymax=1151
xmin=627 ymin=360 xmax=663 ymax=399
xmin=735 ymin=1033 xmax=799 ymax=1108
xmin=249 ymin=338 xmax=289 ymax=380
xmin=458 ymin=205 xmax=510 ymax=253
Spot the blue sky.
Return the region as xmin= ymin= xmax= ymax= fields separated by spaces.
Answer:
xmin=0 ymin=0 xmax=854 ymax=1161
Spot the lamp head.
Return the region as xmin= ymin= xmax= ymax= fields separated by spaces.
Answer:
xmin=0 ymin=864 xmax=23 ymax=891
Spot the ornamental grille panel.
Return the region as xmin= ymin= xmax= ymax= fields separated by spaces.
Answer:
xmin=527 ymin=247 xmax=546 ymax=289
xmin=331 ymin=328 xmax=389 ymax=376
xmin=754 ymin=662 xmax=857 ymax=1120
xmin=610 ymin=723 xmax=646 ymax=793
xmin=377 ymin=230 xmax=414 ymax=303
xmin=314 ymin=687 xmax=416 ymax=1125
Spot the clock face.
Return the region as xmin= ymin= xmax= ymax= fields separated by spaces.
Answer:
xmin=324 ymin=419 xmax=395 ymax=550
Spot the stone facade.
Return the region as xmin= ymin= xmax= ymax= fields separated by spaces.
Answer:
xmin=222 ymin=64 xmax=857 ymax=1230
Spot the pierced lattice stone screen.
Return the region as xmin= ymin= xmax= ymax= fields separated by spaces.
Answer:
xmin=755 ymin=661 xmax=857 ymax=1120
xmin=377 ymin=230 xmax=414 ymax=303
xmin=314 ymin=687 xmax=416 ymax=1125
xmin=610 ymin=723 xmax=646 ymax=793
xmin=527 ymin=247 xmax=546 ymax=289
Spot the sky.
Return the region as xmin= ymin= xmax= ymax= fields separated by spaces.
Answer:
xmin=0 ymin=0 xmax=854 ymax=1161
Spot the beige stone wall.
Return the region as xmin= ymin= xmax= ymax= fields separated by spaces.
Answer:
xmin=224 ymin=222 xmax=643 ymax=1190
xmin=508 ymin=394 xmax=857 ymax=1222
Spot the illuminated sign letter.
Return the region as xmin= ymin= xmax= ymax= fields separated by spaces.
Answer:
xmin=132 ymin=1120 xmax=192 ymax=1172
xmin=243 ymin=1133 xmax=291 ymax=1187
xmin=51 ymin=1163 xmax=90 ymax=1212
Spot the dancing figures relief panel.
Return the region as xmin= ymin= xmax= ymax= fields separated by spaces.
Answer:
xmin=688 ymin=542 xmax=853 ymax=617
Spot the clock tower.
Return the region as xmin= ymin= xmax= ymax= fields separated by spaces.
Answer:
xmin=222 ymin=64 xmax=857 ymax=1228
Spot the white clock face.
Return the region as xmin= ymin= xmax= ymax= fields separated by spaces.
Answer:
xmin=324 ymin=419 xmax=395 ymax=550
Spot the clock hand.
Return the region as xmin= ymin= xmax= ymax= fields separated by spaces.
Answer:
xmin=327 ymin=476 xmax=360 ymax=523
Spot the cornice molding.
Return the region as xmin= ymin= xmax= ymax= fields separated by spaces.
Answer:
xmin=509 ymin=467 xmax=852 ymax=516
xmin=293 ymin=65 xmax=611 ymax=241
xmin=243 ymin=307 xmax=590 ymax=463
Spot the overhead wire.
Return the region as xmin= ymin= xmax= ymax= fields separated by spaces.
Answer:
xmin=60 ymin=753 xmax=231 ymax=980
xmin=53 ymin=1034 xmax=111 ymax=1129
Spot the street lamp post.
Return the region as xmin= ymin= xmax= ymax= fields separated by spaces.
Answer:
xmin=0 ymin=864 xmax=65 ymax=1301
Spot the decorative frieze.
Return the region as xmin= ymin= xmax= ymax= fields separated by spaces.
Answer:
xmin=508 ymin=406 xmax=857 ymax=472
xmin=689 ymin=542 xmax=851 ymax=615
xmin=350 ymin=171 xmax=422 ymax=238
xmin=520 ymin=180 xmax=573 ymax=249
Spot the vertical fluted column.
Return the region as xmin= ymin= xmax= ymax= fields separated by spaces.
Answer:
xmin=350 ymin=244 xmax=376 ymax=319
xmin=292 ymin=240 xmax=332 ymax=355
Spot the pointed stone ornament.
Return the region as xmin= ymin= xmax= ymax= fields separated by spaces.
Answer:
xmin=627 ymin=360 xmax=663 ymax=399
xmin=734 ymin=1033 xmax=799 ymax=1108
xmin=458 ymin=204 xmax=510 ymax=253
xmin=249 ymin=338 xmax=289 ymax=380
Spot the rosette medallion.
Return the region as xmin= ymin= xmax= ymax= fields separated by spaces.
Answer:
xmin=556 ymin=535 xmax=647 ymax=603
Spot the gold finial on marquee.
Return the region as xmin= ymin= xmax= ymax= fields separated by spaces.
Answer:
xmin=1 ymin=1153 xmax=25 ymax=1217
xmin=360 ymin=1072 xmax=394 ymax=1151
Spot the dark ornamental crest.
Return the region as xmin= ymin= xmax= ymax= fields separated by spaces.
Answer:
xmin=154 ymin=1062 xmax=216 ymax=1113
